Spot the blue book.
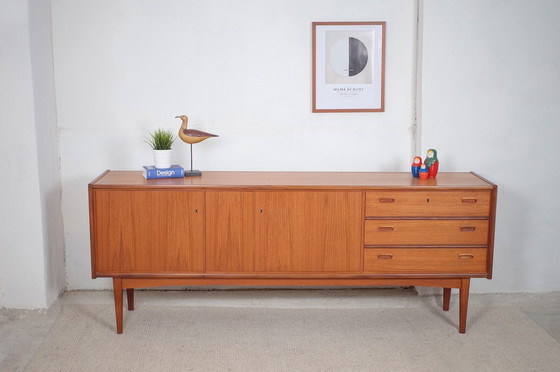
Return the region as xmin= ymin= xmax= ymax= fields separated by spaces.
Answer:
xmin=143 ymin=165 xmax=184 ymax=179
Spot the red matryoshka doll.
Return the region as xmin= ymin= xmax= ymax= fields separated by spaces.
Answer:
xmin=419 ymin=164 xmax=429 ymax=179
xmin=424 ymin=149 xmax=439 ymax=178
xmin=411 ymin=156 xmax=422 ymax=177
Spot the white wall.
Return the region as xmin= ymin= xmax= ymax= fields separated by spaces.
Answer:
xmin=51 ymin=0 xmax=417 ymax=290
xmin=3 ymin=0 xmax=559 ymax=307
xmin=421 ymin=0 xmax=560 ymax=292
xmin=29 ymin=0 xmax=66 ymax=305
xmin=0 ymin=0 xmax=64 ymax=309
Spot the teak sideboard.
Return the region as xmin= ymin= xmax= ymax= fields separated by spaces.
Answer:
xmin=88 ymin=171 xmax=497 ymax=334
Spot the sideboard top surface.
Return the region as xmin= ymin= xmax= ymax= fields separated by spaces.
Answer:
xmin=90 ymin=171 xmax=495 ymax=190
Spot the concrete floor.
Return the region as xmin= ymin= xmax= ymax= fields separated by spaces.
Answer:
xmin=1 ymin=288 xmax=559 ymax=371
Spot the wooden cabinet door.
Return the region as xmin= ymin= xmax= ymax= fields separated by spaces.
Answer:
xmin=93 ymin=190 xmax=204 ymax=274
xmin=206 ymin=191 xmax=256 ymax=272
xmin=254 ymin=191 xmax=362 ymax=272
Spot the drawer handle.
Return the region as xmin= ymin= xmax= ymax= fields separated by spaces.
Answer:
xmin=458 ymin=254 xmax=474 ymax=259
xmin=462 ymin=198 xmax=478 ymax=204
xmin=377 ymin=254 xmax=393 ymax=260
xmin=378 ymin=226 xmax=394 ymax=232
xmin=460 ymin=226 xmax=476 ymax=232
xmin=379 ymin=198 xmax=395 ymax=203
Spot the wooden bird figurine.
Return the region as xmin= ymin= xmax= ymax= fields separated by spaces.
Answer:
xmin=175 ymin=115 xmax=218 ymax=144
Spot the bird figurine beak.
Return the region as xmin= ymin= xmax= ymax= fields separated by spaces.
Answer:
xmin=174 ymin=116 xmax=180 ymax=118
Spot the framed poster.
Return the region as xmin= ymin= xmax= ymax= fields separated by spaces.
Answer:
xmin=312 ymin=22 xmax=385 ymax=112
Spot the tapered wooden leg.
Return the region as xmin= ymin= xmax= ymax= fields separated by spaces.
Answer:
xmin=126 ymin=288 xmax=134 ymax=311
xmin=113 ymin=278 xmax=123 ymax=334
xmin=443 ymin=288 xmax=451 ymax=311
xmin=459 ymin=278 xmax=470 ymax=334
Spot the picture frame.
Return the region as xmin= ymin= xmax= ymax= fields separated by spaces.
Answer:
xmin=312 ymin=22 xmax=386 ymax=113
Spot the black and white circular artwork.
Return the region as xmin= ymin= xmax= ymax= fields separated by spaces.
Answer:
xmin=329 ymin=37 xmax=369 ymax=77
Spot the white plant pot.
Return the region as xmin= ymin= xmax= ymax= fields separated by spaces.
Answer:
xmin=153 ymin=149 xmax=172 ymax=169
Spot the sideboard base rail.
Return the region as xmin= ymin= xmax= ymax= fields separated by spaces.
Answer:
xmin=112 ymin=277 xmax=471 ymax=334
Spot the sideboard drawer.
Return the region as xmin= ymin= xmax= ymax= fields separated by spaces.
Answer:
xmin=363 ymin=248 xmax=487 ymax=274
xmin=364 ymin=220 xmax=489 ymax=245
xmin=365 ymin=191 xmax=491 ymax=217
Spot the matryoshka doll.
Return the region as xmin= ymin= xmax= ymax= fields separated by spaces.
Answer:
xmin=424 ymin=149 xmax=439 ymax=178
xmin=411 ymin=156 xmax=422 ymax=177
xmin=419 ymin=164 xmax=429 ymax=179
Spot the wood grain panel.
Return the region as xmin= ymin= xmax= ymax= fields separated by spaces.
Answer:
xmin=254 ymin=191 xmax=362 ymax=272
xmin=366 ymin=191 xmax=491 ymax=217
xmin=205 ymin=191 xmax=256 ymax=272
xmin=364 ymin=220 xmax=488 ymax=245
xmin=363 ymin=248 xmax=487 ymax=274
xmin=93 ymin=190 xmax=204 ymax=273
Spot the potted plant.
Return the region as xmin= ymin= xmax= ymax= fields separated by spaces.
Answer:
xmin=146 ymin=128 xmax=176 ymax=169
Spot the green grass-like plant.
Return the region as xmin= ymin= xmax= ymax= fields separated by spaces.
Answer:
xmin=146 ymin=129 xmax=176 ymax=150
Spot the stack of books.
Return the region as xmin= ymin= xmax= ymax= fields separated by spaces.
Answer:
xmin=142 ymin=165 xmax=184 ymax=179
